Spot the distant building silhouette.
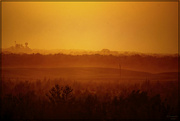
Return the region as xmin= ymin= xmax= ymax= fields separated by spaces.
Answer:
xmin=7 ymin=41 xmax=32 ymax=53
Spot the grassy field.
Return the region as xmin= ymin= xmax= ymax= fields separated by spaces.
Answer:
xmin=2 ymin=67 xmax=178 ymax=81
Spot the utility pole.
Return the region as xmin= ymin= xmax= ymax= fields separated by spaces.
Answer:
xmin=119 ymin=63 xmax=121 ymax=81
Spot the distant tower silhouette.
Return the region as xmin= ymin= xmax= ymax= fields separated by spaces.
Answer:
xmin=25 ymin=42 xmax=28 ymax=48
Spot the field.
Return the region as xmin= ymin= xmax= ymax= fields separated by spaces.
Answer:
xmin=1 ymin=67 xmax=178 ymax=120
xmin=2 ymin=67 xmax=178 ymax=81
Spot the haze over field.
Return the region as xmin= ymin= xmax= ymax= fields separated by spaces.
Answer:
xmin=1 ymin=1 xmax=178 ymax=85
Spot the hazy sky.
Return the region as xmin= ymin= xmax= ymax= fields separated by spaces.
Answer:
xmin=2 ymin=2 xmax=178 ymax=54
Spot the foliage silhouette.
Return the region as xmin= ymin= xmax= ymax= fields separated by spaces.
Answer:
xmin=46 ymin=84 xmax=73 ymax=104
xmin=1 ymin=78 xmax=178 ymax=120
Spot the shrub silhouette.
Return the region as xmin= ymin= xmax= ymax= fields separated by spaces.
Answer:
xmin=46 ymin=84 xmax=73 ymax=104
xmin=63 ymin=85 xmax=73 ymax=101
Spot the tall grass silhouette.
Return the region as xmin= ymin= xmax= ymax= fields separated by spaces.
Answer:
xmin=1 ymin=78 xmax=178 ymax=120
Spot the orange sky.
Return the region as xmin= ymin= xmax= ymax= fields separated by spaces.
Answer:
xmin=2 ymin=2 xmax=178 ymax=54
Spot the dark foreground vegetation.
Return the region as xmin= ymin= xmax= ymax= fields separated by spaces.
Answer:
xmin=1 ymin=78 xmax=178 ymax=120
